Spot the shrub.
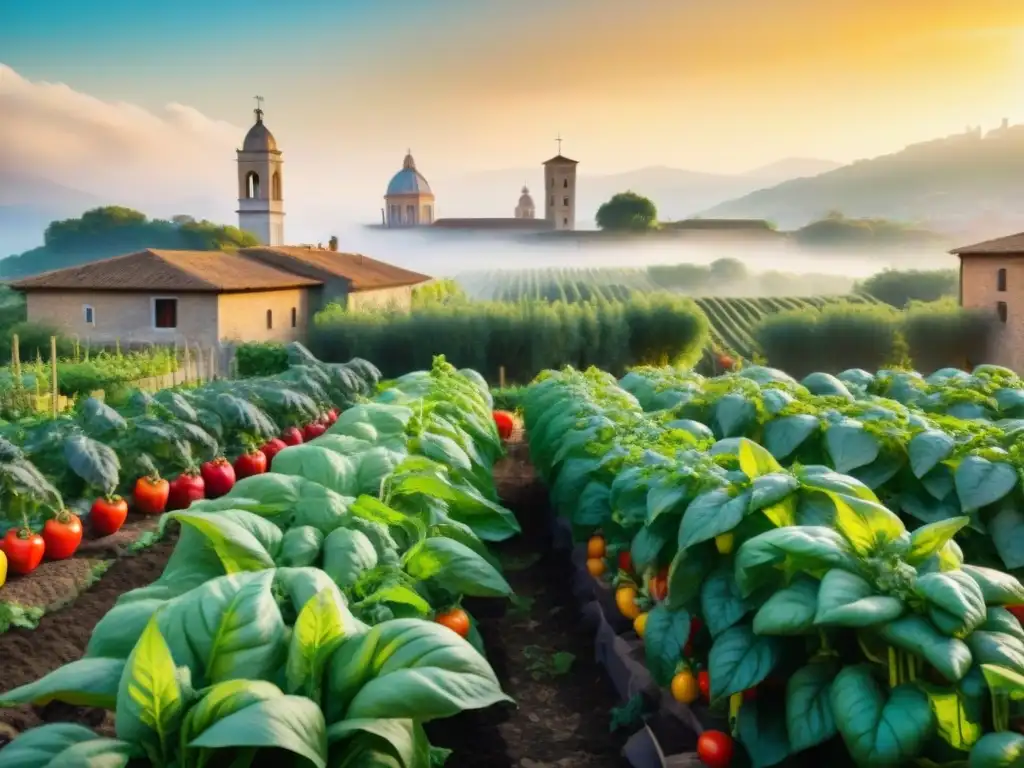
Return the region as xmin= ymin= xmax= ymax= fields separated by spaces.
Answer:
xmin=856 ymin=268 xmax=958 ymax=308
xmin=235 ymin=342 xmax=289 ymax=378
xmin=901 ymin=299 xmax=995 ymax=373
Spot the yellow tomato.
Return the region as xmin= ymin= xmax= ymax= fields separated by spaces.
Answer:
xmin=0 ymin=549 xmax=6 ymax=588
xmin=586 ymin=557 xmax=606 ymax=577
xmin=587 ymin=535 xmax=606 ymax=559
xmin=671 ymin=671 xmax=700 ymax=704
xmin=616 ymin=586 xmax=641 ymax=620
xmin=634 ymin=612 xmax=648 ymax=638
xmin=715 ymin=533 xmax=735 ymax=555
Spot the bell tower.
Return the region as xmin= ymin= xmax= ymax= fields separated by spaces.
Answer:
xmin=236 ymin=96 xmax=285 ymax=246
xmin=543 ymin=134 xmax=578 ymax=231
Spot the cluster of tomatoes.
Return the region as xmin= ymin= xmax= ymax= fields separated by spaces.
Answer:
xmin=0 ymin=409 xmax=340 ymax=585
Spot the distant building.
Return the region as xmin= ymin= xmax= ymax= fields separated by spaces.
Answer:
xmin=544 ymin=150 xmax=578 ymax=231
xmin=236 ymin=101 xmax=285 ymax=246
xmin=384 ymin=151 xmax=435 ymax=227
xmin=515 ymin=186 xmax=535 ymax=219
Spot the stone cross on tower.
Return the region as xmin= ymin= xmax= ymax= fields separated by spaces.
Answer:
xmin=556 ymin=133 xmax=563 ymax=155
xmin=253 ymin=95 xmax=264 ymax=122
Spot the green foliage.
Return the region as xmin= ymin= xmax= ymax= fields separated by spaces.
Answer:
xmin=792 ymin=212 xmax=945 ymax=248
xmin=902 ymin=299 xmax=996 ymax=372
xmin=412 ymin=279 xmax=468 ymax=308
xmin=856 ymin=268 xmax=959 ymax=308
xmin=595 ymin=191 xmax=658 ymax=231
xmin=1 ymin=206 xmax=259 ymax=277
xmin=235 ymin=342 xmax=289 ymax=378
xmin=310 ymin=293 xmax=709 ymax=384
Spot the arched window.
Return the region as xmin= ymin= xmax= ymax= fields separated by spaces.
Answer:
xmin=998 ymin=268 xmax=1007 ymax=292
xmin=246 ymin=171 xmax=260 ymax=199
xmin=266 ymin=309 xmax=273 ymax=329
xmin=563 ymin=178 xmax=568 ymax=188
xmin=271 ymin=172 xmax=282 ymax=201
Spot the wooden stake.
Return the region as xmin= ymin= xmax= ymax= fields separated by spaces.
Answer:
xmin=499 ymin=365 xmax=506 ymax=389
xmin=11 ymin=333 xmax=20 ymax=384
xmin=50 ymin=336 xmax=58 ymax=417
xmin=183 ymin=342 xmax=191 ymax=385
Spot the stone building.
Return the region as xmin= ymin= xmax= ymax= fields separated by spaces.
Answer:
xmin=515 ymin=186 xmax=535 ymax=219
xmin=236 ymin=101 xmax=285 ymax=246
xmin=383 ymin=151 xmax=435 ymax=227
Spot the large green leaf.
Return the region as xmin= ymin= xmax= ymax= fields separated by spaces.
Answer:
xmin=961 ymin=565 xmax=1024 ymax=606
xmin=115 ymin=617 xmax=184 ymax=759
xmin=955 ymin=456 xmax=1018 ymax=511
xmin=708 ymin=624 xmax=782 ymax=702
xmin=990 ymin=505 xmax=1024 ymax=571
xmin=666 ymin=541 xmax=716 ymax=609
xmin=324 ymin=618 xmax=511 ymax=724
xmin=786 ymin=660 xmax=838 ymax=753
xmin=738 ymin=699 xmax=791 ymax=768
xmin=763 ymin=414 xmax=819 ymax=460
xmin=700 ymin=567 xmax=751 ymax=638
xmin=322 ymin=528 xmax=379 ymax=590
xmin=752 ymin=576 xmax=819 ymax=636
xmin=967 ymin=631 xmax=1024 ymax=676
xmin=916 ymin=571 xmax=987 ymax=638
xmin=749 ymin=474 xmax=799 ymax=515
xmin=969 ymin=732 xmax=1024 ymax=768
xmin=402 ymin=537 xmax=511 ymax=598
xmin=65 ymin=434 xmax=120 ymax=495
xmin=906 ymin=516 xmax=970 ymax=566
xmin=908 ymin=430 xmax=955 ymax=479
xmin=643 ymin=605 xmax=691 ymax=687
xmin=678 ymin=489 xmax=752 ymax=549
xmin=0 ymin=723 xmax=135 ymax=768
xmin=0 ymin=657 xmax=125 ymax=709
xmin=168 ymin=510 xmax=278 ymax=573
xmin=271 ymin=445 xmax=360 ymax=496
xmin=825 ymin=491 xmax=905 ymax=557
xmin=825 ymin=420 xmax=880 ymax=473
xmin=286 ymin=588 xmax=347 ymax=702
xmin=734 ymin=526 xmax=859 ymax=597
xmin=877 ymin=615 xmax=973 ymax=682
xmin=738 ymin=438 xmax=783 ymax=478
xmin=814 ymin=569 xmax=904 ymax=628
xmin=829 ymin=666 xmax=935 ymax=767
xmin=325 ymin=718 xmax=429 ymax=768
xmin=279 ymin=525 xmax=325 ymax=568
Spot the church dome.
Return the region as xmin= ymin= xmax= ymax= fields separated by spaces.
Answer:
xmin=243 ymin=115 xmax=278 ymax=152
xmin=386 ymin=151 xmax=432 ymax=196
xmin=518 ymin=186 xmax=534 ymax=206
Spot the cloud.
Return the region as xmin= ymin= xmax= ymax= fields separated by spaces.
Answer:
xmin=0 ymin=63 xmax=241 ymax=211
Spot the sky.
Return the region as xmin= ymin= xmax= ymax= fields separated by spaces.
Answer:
xmin=1 ymin=0 xmax=1023 ymax=232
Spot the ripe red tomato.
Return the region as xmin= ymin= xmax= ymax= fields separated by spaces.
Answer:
xmin=167 ymin=470 xmax=206 ymax=511
xmin=201 ymin=457 xmax=236 ymax=499
xmin=1008 ymin=605 xmax=1024 ymax=625
xmin=492 ymin=410 xmax=515 ymax=440
xmin=649 ymin=568 xmax=669 ymax=601
xmin=303 ymin=422 xmax=327 ymax=441
xmin=134 ymin=476 xmax=170 ymax=516
xmin=326 ymin=408 xmax=339 ymax=425
xmin=260 ymin=438 xmax=288 ymax=468
xmin=280 ymin=426 xmax=304 ymax=446
xmin=42 ymin=510 xmax=83 ymax=560
xmin=435 ymin=608 xmax=470 ymax=637
xmin=234 ymin=450 xmax=268 ymax=479
xmin=2 ymin=528 xmax=45 ymax=575
xmin=90 ymin=496 xmax=128 ymax=536
xmin=618 ymin=551 xmax=633 ymax=573
xmin=697 ymin=670 xmax=710 ymax=700
xmin=697 ymin=730 xmax=734 ymax=767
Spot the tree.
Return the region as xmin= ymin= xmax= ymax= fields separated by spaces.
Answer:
xmin=709 ymin=258 xmax=747 ymax=284
xmin=596 ymin=191 xmax=658 ymax=231
xmin=855 ymin=268 xmax=958 ymax=308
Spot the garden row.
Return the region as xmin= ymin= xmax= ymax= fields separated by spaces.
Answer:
xmin=0 ymin=353 xmax=521 ymax=767
xmin=522 ymin=364 xmax=1024 ymax=767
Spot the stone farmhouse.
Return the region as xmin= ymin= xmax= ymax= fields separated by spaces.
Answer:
xmin=954 ymin=232 xmax=1024 ymax=370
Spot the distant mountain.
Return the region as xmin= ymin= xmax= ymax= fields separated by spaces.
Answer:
xmin=0 ymin=171 xmax=99 ymax=256
xmin=700 ymin=123 xmax=1024 ymax=236
xmin=432 ymin=159 xmax=841 ymax=226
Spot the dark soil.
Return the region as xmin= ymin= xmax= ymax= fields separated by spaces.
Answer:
xmin=0 ymin=536 xmax=177 ymax=743
xmin=426 ymin=441 xmax=630 ymax=768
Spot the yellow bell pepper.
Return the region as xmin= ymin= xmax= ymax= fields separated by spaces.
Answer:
xmin=0 ymin=549 xmax=7 ymax=589
xmin=715 ymin=532 xmax=735 ymax=555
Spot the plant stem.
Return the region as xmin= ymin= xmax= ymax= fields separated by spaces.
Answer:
xmin=888 ymin=646 xmax=898 ymax=688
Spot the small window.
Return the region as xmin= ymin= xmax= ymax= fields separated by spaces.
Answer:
xmin=153 ymin=298 xmax=177 ymax=329
xmin=266 ymin=309 xmax=273 ymax=329
xmin=998 ymin=301 xmax=1008 ymax=323
xmin=563 ymin=217 xmax=568 ymax=226
xmin=563 ymin=178 xmax=568 ymax=188
xmin=83 ymin=305 xmax=94 ymax=325
xmin=291 ymin=307 xmax=297 ymax=328
xmin=550 ymin=177 xmax=554 ymax=187
xmin=563 ymin=197 xmax=569 ymax=206
xmin=998 ymin=268 xmax=1007 ymax=292
xmin=549 ymin=198 xmax=554 ymax=207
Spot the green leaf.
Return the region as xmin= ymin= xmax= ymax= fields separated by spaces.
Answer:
xmin=324 ymin=618 xmax=512 ymax=724
xmin=825 ymin=491 xmax=905 ymax=557
xmin=115 ymin=616 xmax=184 ymax=759
xmin=167 ymin=510 xmax=278 ymax=575
xmin=829 ymin=666 xmax=935 ymax=767
xmin=708 ymin=624 xmax=782 ymax=702
xmin=906 ymin=516 xmax=970 ymax=566
xmin=982 ymin=608 xmax=1024 ymax=643
xmin=916 ymin=571 xmax=988 ymax=638
xmin=666 ymin=541 xmax=716 ymax=609
xmin=65 ymin=434 xmax=120 ymax=495
xmin=0 ymin=723 xmax=135 ymax=768
xmin=179 ymin=679 xmax=284 ymax=757
xmin=325 ymin=718 xmax=429 ymax=768
xmin=738 ymin=699 xmax=791 ymax=768
xmin=981 ymin=663 xmax=1024 ymax=699
xmin=271 ymin=445 xmax=360 ymax=496
xmin=990 ymin=505 xmax=1024 ymax=571
xmin=786 ymin=661 xmax=838 ymax=753
xmin=752 ymin=576 xmax=819 ymax=636
xmin=646 ymin=481 xmax=688 ymax=522
xmin=734 ymin=526 xmax=859 ymax=597
xmin=814 ymin=569 xmax=904 ymax=628
xmin=967 ymin=631 xmax=1024 ymax=676
xmin=877 ymin=615 xmax=974 ymax=682
xmin=715 ymin=393 xmax=756 ymax=437
xmin=700 ymin=567 xmax=751 ymax=638
xmin=678 ymin=489 xmax=752 ymax=549
xmin=738 ymin=438 xmax=783 ymax=478
xmin=763 ymin=414 xmax=819 ymax=460
xmin=920 ymin=676 xmax=984 ymax=752
xmin=286 ymin=588 xmax=347 ymax=701
xmin=955 ymin=456 xmax=1018 ymax=512
xmin=188 ymin=695 xmax=328 ymax=768
xmin=322 ymin=528 xmax=380 ymax=590
xmin=278 ymin=525 xmax=325 ymax=568
xmin=0 ymin=657 xmax=124 ymax=709
xmin=749 ymin=474 xmax=799 ymax=514
xmin=643 ymin=605 xmax=691 ymax=687
xmin=969 ymin=732 xmax=1024 ymax=768
xmin=909 ymin=430 xmax=955 ymax=479
xmin=962 ymin=565 xmax=1024 ymax=606
xmin=402 ymin=537 xmax=512 ymax=598
xmin=825 ymin=420 xmax=880 ymax=473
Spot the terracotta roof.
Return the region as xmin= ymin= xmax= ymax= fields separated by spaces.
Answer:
xmin=543 ymin=154 xmax=578 ymax=165
xmin=11 ymin=249 xmax=322 ymax=292
xmin=241 ymin=246 xmax=431 ymax=291
xmin=951 ymin=232 xmax=1024 ymax=255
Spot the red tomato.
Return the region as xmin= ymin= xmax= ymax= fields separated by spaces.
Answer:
xmin=697 ymin=730 xmax=734 ymax=767
xmin=435 ymin=608 xmax=470 ymax=637
xmin=234 ymin=450 xmax=268 ymax=479
xmin=260 ymin=438 xmax=288 ymax=468
xmin=42 ymin=511 xmax=83 ymax=560
xmin=1008 ymin=605 xmax=1024 ymax=625
xmin=618 ymin=551 xmax=633 ymax=573
xmin=697 ymin=670 xmax=710 ymax=700
xmin=326 ymin=408 xmax=339 ymax=425
xmin=167 ymin=470 xmax=206 ymax=511
xmin=492 ymin=410 xmax=515 ymax=440
xmin=201 ymin=457 xmax=236 ymax=499
xmin=2 ymin=528 xmax=45 ymax=575
xmin=650 ymin=568 xmax=669 ymax=601
xmin=90 ymin=496 xmax=128 ymax=536
xmin=743 ymin=687 xmax=757 ymax=702
xmin=280 ymin=426 xmax=304 ymax=446
xmin=134 ymin=476 xmax=170 ymax=516
xmin=303 ymin=422 xmax=327 ymax=441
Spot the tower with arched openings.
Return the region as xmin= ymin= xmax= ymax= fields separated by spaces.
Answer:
xmin=544 ymin=135 xmax=577 ymax=231
xmin=236 ymin=97 xmax=285 ymax=245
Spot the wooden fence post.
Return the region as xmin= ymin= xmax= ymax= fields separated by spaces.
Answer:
xmin=50 ymin=336 xmax=58 ymax=417
xmin=210 ymin=347 xmax=217 ymax=381
xmin=183 ymin=342 xmax=192 ymax=385
xmin=499 ymin=366 xmax=506 ymax=389
xmin=11 ymin=333 xmax=20 ymax=384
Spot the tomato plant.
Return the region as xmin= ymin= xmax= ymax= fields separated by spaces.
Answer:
xmin=2 ymin=528 xmax=45 ymax=575
xmin=134 ymin=475 xmax=170 ymax=516
xmin=435 ymin=608 xmax=470 ymax=638
xmin=167 ymin=469 xmax=205 ymax=511
xmin=42 ymin=510 xmax=83 ymax=560
xmin=671 ymin=671 xmax=699 ymax=704
xmin=234 ymin=449 xmax=268 ymax=479
xmin=200 ymin=457 xmax=236 ymax=498
xmin=90 ymin=496 xmax=128 ymax=536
